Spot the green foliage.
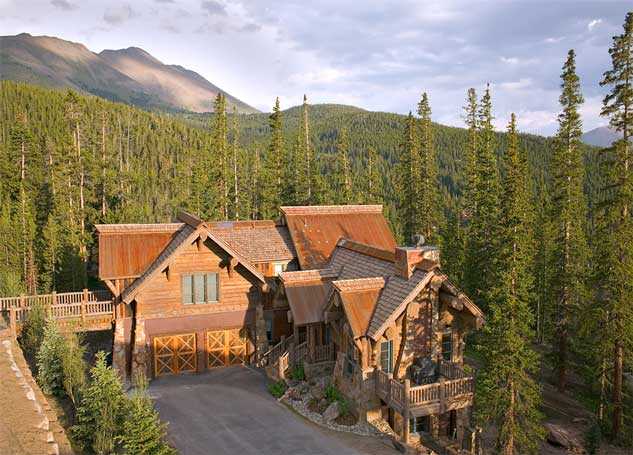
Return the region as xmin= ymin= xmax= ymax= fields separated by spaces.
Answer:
xmin=36 ymin=318 xmax=65 ymax=396
xmin=267 ymin=380 xmax=287 ymax=398
xmin=475 ymin=114 xmax=544 ymax=454
xmin=73 ymin=351 xmax=127 ymax=455
xmin=117 ymin=373 xmax=178 ymax=455
xmin=289 ymin=365 xmax=305 ymax=381
xmin=324 ymin=384 xmax=343 ymax=403
xmin=585 ymin=421 xmax=602 ymax=455
xmin=61 ymin=332 xmax=87 ymax=405
xmin=20 ymin=303 xmax=47 ymax=359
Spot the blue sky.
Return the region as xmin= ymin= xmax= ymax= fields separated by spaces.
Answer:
xmin=1 ymin=0 xmax=631 ymax=135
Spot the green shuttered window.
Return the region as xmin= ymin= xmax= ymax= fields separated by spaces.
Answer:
xmin=182 ymin=272 xmax=219 ymax=304
xmin=380 ymin=340 xmax=393 ymax=373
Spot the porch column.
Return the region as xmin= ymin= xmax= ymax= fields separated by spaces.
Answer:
xmin=255 ymin=304 xmax=268 ymax=362
xmin=112 ymin=312 xmax=132 ymax=383
xmin=402 ymin=379 xmax=411 ymax=444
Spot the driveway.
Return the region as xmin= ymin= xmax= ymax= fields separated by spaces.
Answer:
xmin=149 ymin=366 xmax=391 ymax=455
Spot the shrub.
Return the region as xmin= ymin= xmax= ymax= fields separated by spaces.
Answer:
xmin=36 ymin=318 xmax=65 ymax=395
xmin=585 ymin=421 xmax=602 ymax=455
xmin=73 ymin=351 xmax=127 ymax=455
xmin=337 ymin=398 xmax=351 ymax=417
xmin=21 ymin=304 xmax=47 ymax=360
xmin=268 ymin=381 xmax=287 ymax=398
xmin=324 ymin=384 xmax=342 ymax=403
xmin=289 ymin=365 xmax=305 ymax=381
xmin=117 ymin=373 xmax=178 ymax=455
xmin=61 ymin=332 xmax=87 ymax=405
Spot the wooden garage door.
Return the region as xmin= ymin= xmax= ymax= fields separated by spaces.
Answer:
xmin=153 ymin=334 xmax=197 ymax=377
xmin=206 ymin=329 xmax=246 ymax=368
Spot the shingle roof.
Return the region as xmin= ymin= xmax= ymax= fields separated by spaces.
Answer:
xmin=208 ymin=222 xmax=296 ymax=264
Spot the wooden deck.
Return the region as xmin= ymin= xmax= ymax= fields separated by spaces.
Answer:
xmin=375 ymin=360 xmax=475 ymax=444
xmin=1 ymin=290 xmax=115 ymax=336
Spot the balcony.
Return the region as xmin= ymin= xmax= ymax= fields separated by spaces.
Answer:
xmin=375 ymin=360 xmax=475 ymax=417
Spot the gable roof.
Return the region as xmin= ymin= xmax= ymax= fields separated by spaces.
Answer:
xmin=120 ymin=213 xmax=266 ymax=304
xmin=333 ymin=278 xmax=385 ymax=339
xmin=280 ymin=205 xmax=396 ymax=270
xmin=95 ymin=223 xmax=183 ymax=280
xmin=279 ymin=269 xmax=337 ymax=325
xmin=207 ymin=221 xmax=296 ymax=264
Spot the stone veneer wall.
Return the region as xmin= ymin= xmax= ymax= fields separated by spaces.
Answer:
xmin=332 ymin=352 xmax=381 ymax=423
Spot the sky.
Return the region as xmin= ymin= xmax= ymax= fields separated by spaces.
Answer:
xmin=1 ymin=0 xmax=631 ymax=135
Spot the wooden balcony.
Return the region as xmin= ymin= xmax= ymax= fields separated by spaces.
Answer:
xmin=375 ymin=363 xmax=475 ymax=418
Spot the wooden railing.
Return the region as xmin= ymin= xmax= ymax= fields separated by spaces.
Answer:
xmin=258 ymin=334 xmax=294 ymax=367
xmin=293 ymin=341 xmax=308 ymax=365
xmin=438 ymin=359 xmax=470 ymax=380
xmin=313 ymin=344 xmax=333 ymax=363
xmin=5 ymin=289 xmax=115 ymax=337
xmin=375 ymin=368 xmax=476 ymax=412
xmin=1 ymin=289 xmax=112 ymax=312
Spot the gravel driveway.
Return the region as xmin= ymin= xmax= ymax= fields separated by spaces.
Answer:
xmin=149 ymin=366 xmax=393 ymax=455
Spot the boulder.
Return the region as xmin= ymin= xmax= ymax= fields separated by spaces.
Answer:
xmin=288 ymin=387 xmax=303 ymax=401
xmin=311 ymin=385 xmax=326 ymax=400
xmin=545 ymin=423 xmax=584 ymax=452
xmin=323 ymin=402 xmax=340 ymax=421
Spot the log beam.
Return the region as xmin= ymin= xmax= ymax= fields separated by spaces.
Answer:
xmin=440 ymin=292 xmax=464 ymax=311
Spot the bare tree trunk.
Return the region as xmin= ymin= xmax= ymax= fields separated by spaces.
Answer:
xmin=612 ymin=339 xmax=623 ymax=436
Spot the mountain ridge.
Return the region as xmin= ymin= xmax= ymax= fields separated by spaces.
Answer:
xmin=0 ymin=33 xmax=259 ymax=114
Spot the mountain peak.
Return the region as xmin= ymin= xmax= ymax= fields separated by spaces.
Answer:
xmin=1 ymin=33 xmax=258 ymax=114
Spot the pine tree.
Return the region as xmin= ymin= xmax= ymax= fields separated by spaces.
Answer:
xmin=117 ymin=374 xmax=177 ymax=455
xmin=398 ymin=112 xmax=420 ymax=243
xmin=261 ymin=97 xmax=283 ymax=218
xmin=463 ymin=84 xmax=501 ymax=312
xmin=36 ymin=318 xmax=65 ymax=396
xmin=441 ymin=204 xmax=465 ymax=284
xmin=296 ymin=95 xmax=320 ymax=205
xmin=61 ymin=332 xmax=87 ymax=405
xmin=73 ymin=351 xmax=127 ymax=455
xmin=476 ymin=114 xmax=544 ymax=454
xmin=334 ymin=128 xmax=352 ymax=204
xmin=595 ymin=11 xmax=633 ymax=439
xmin=212 ymin=93 xmax=228 ymax=220
xmin=549 ymin=49 xmax=589 ymax=391
xmin=463 ymin=88 xmax=479 ymax=219
xmin=417 ymin=92 xmax=442 ymax=244
xmin=229 ymin=106 xmax=241 ymax=219
xmin=365 ymin=145 xmax=383 ymax=204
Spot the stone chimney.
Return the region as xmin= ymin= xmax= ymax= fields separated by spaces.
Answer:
xmin=394 ymin=246 xmax=440 ymax=279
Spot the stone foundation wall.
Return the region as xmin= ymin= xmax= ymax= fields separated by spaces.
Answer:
xmin=332 ymin=352 xmax=381 ymax=423
xmin=130 ymin=318 xmax=149 ymax=381
xmin=303 ymin=360 xmax=335 ymax=380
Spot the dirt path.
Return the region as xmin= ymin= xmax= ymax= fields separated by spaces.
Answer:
xmin=0 ymin=327 xmax=73 ymax=455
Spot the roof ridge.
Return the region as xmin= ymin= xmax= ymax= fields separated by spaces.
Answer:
xmin=95 ymin=223 xmax=184 ymax=233
xmin=337 ymin=239 xmax=395 ymax=262
xmin=333 ymin=277 xmax=386 ymax=292
xmin=279 ymin=268 xmax=338 ymax=283
xmin=280 ymin=204 xmax=383 ymax=215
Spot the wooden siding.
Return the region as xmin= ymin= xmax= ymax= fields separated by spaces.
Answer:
xmin=136 ymin=239 xmax=261 ymax=319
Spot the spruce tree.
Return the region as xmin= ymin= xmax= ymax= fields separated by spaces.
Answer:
xmin=365 ymin=145 xmax=383 ymax=204
xmin=117 ymin=374 xmax=177 ymax=455
xmin=463 ymin=85 xmax=501 ymax=312
xmin=441 ymin=204 xmax=465 ymax=284
xmin=261 ymin=97 xmax=283 ymax=218
xmin=334 ymin=128 xmax=352 ymax=204
xmin=397 ymin=112 xmax=420 ymax=243
xmin=417 ymin=92 xmax=442 ymax=244
xmin=549 ymin=49 xmax=589 ymax=391
xmin=476 ymin=114 xmax=544 ymax=454
xmin=211 ymin=93 xmax=228 ymax=220
xmin=36 ymin=318 xmax=65 ymax=396
xmin=73 ymin=351 xmax=127 ymax=454
xmin=595 ymin=11 xmax=633 ymax=439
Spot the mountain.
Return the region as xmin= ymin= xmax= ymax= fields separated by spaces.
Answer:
xmin=0 ymin=33 xmax=258 ymax=113
xmin=581 ymin=125 xmax=620 ymax=147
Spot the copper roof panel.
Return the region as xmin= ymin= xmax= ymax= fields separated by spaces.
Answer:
xmin=281 ymin=205 xmax=396 ymax=270
xmin=339 ymin=288 xmax=382 ymax=339
xmin=97 ymin=224 xmax=183 ymax=279
xmin=284 ymin=279 xmax=332 ymax=325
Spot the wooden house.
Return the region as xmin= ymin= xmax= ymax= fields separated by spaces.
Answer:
xmin=95 ymin=205 xmax=396 ymax=381
xmin=277 ymin=240 xmax=484 ymax=445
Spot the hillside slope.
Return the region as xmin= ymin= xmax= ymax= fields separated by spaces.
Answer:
xmin=581 ymin=125 xmax=620 ymax=147
xmin=0 ymin=33 xmax=258 ymax=113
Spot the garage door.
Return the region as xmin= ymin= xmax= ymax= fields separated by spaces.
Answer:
xmin=206 ymin=329 xmax=247 ymax=368
xmin=153 ymin=333 xmax=197 ymax=377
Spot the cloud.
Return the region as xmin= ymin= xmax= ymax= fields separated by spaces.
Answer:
xmin=201 ymin=0 xmax=226 ymax=16
xmin=544 ymin=36 xmax=564 ymax=44
xmin=588 ymin=18 xmax=602 ymax=31
xmin=155 ymin=0 xmax=175 ymax=3
xmin=103 ymin=4 xmax=135 ymax=25
xmin=500 ymin=56 xmax=519 ymax=64
xmin=500 ymin=78 xmax=532 ymax=91
xmin=50 ymin=0 xmax=77 ymax=11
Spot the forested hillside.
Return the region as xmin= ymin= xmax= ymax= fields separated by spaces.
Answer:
xmin=0 ymin=81 xmax=601 ymax=297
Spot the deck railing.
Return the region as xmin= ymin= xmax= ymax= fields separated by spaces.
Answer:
xmin=293 ymin=341 xmax=308 ymax=365
xmin=313 ymin=344 xmax=333 ymax=363
xmin=5 ymin=289 xmax=114 ymax=337
xmin=258 ymin=334 xmax=295 ymax=367
xmin=438 ymin=359 xmax=470 ymax=380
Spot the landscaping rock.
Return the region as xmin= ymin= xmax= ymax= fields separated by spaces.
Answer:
xmin=288 ymin=387 xmax=303 ymax=401
xmin=545 ymin=423 xmax=584 ymax=452
xmin=311 ymin=385 xmax=325 ymax=400
xmin=323 ymin=402 xmax=340 ymax=421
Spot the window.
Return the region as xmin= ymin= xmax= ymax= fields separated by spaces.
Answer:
xmin=182 ymin=273 xmax=219 ymax=304
xmin=409 ymin=416 xmax=430 ymax=434
xmin=273 ymin=263 xmax=285 ymax=277
xmin=441 ymin=332 xmax=453 ymax=361
xmin=265 ymin=317 xmax=273 ymax=342
xmin=380 ymin=340 xmax=393 ymax=373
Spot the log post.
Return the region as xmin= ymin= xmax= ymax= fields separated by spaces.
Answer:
xmin=19 ymin=293 xmax=24 ymax=308
xmin=439 ymin=377 xmax=446 ymax=414
xmin=9 ymin=306 xmax=16 ymax=339
xmin=81 ymin=288 xmax=88 ymax=324
xmin=51 ymin=291 xmax=57 ymax=306
xmin=403 ymin=379 xmax=411 ymax=443
xmin=387 ymin=372 xmax=393 ymax=403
